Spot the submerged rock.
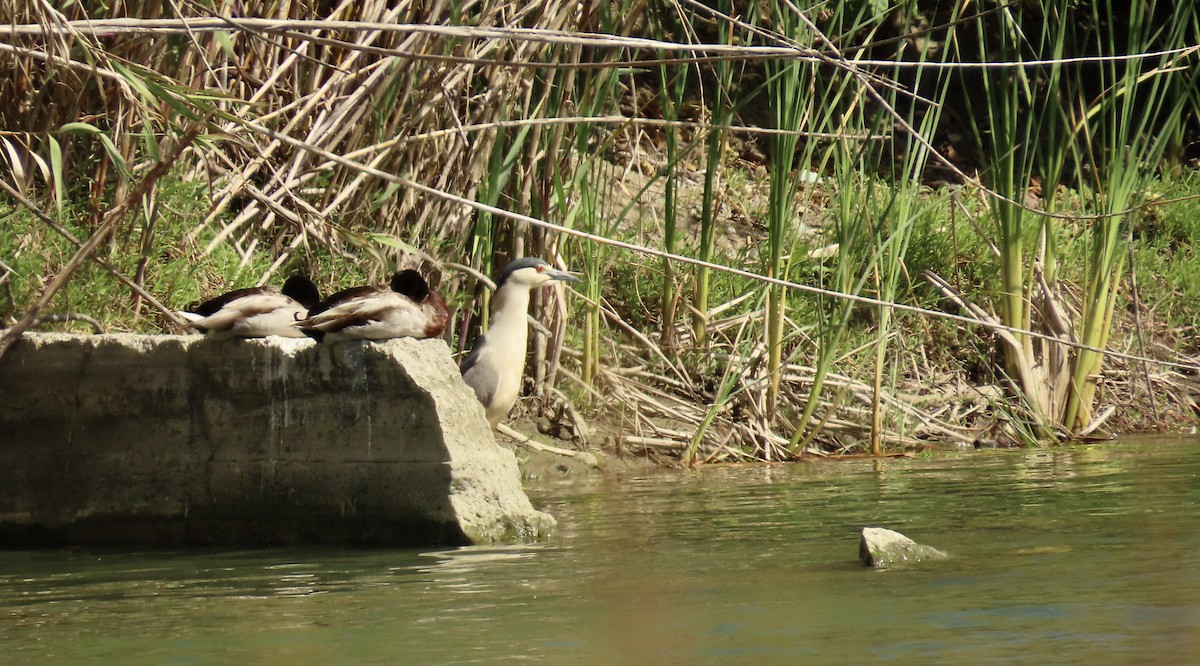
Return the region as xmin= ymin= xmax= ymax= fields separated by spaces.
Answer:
xmin=0 ymin=332 xmax=555 ymax=547
xmin=859 ymin=527 xmax=948 ymax=567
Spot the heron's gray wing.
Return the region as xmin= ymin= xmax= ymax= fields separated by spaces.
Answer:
xmin=460 ymin=346 xmax=499 ymax=408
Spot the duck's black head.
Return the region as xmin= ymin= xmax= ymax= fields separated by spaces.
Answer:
xmin=390 ymin=269 xmax=431 ymax=302
xmin=282 ymin=274 xmax=322 ymax=310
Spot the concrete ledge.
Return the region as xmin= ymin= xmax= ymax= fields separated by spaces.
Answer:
xmin=0 ymin=333 xmax=555 ymax=547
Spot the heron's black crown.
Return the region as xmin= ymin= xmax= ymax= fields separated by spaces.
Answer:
xmin=494 ymin=257 xmax=551 ymax=289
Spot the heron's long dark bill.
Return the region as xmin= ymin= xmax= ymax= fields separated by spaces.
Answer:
xmin=547 ymin=269 xmax=583 ymax=283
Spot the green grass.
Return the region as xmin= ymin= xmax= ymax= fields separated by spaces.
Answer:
xmin=0 ymin=174 xmax=369 ymax=332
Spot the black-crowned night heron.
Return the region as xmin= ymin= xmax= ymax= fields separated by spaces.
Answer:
xmin=179 ymin=274 xmax=321 ymax=339
xmin=460 ymin=257 xmax=581 ymax=429
xmin=297 ymin=270 xmax=448 ymax=342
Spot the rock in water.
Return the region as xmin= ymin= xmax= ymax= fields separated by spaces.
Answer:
xmin=860 ymin=527 xmax=949 ymax=567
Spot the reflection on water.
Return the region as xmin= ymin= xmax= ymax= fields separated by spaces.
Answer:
xmin=2 ymin=436 xmax=1199 ymax=664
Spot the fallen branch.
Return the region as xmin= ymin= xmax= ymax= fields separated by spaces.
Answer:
xmin=496 ymin=423 xmax=600 ymax=467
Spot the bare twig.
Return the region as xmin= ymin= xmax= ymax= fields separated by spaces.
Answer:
xmin=23 ymin=313 xmax=105 ymax=333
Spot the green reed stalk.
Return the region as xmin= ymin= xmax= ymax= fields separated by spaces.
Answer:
xmin=1062 ymin=0 xmax=1195 ymax=430
xmin=1031 ymin=2 xmax=1075 ymax=290
xmin=866 ymin=11 xmax=958 ymax=454
xmin=761 ymin=6 xmax=809 ymax=419
xmin=561 ymin=1 xmax=629 ymax=386
xmin=573 ymin=169 xmax=605 ymax=386
xmin=787 ymin=146 xmax=868 ymax=454
xmin=683 ymin=306 xmax=759 ymax=465
xmin=959 ymin=2 xmax=1078 ymax=436
xmin=694 ymin=1 xmax=737 ymax=346
xmin=656 ymin=54 xmax=687 ymax=349
xmin=471 ymin=121 xmax=533 ymax=329
xmin=976 ymin=16 xmax=1030 ymax=357
xmin=765 ymin=0 xmax=876 ymax=452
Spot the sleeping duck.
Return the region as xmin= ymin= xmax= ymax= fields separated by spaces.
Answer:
xmin=297 ymin=270 xmax=448 ymax=343
xmin=178 ymin=274 xmax=322 ymax=339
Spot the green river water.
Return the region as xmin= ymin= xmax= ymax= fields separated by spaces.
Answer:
xmin=2 ymin=436 xmax=1198 ymax=664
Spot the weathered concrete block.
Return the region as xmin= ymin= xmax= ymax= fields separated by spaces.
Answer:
xmin=0 ymin=332 xmax=555 ymax=547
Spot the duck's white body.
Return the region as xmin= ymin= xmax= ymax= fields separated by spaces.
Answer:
xmin=297 ymin=270 xmax=447 ymax=343
xmin=179 ymin=276 xmax=320 ymax=340
xmin=298 ymin=290 xmax=445 ymax=342
xmin=179 ymin=295 xmax=308 ymax=340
